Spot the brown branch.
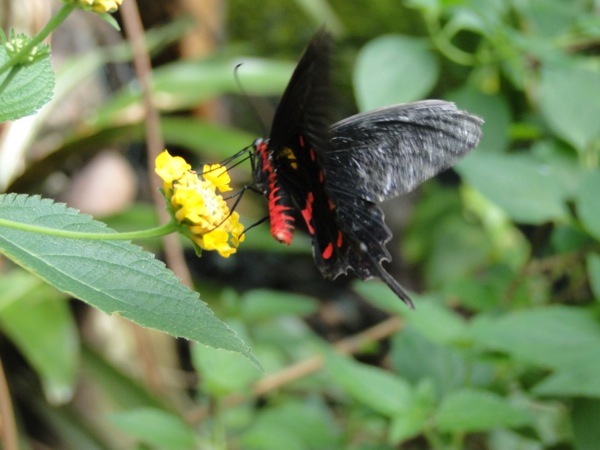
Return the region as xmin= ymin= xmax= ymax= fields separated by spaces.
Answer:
xmin=187 ymin=316 xmax=405 ymax=423
xmin=120 ymin=0 xmax=193 ymax=288
xmin=119 ymin=1 xmax=192 ymax=395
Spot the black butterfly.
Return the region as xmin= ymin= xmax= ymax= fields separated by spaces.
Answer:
xmin=252 ymin=29 xmax=483 ymax=307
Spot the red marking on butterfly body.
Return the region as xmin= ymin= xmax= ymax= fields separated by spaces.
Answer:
xmin=254 ymin=139 xmax=295 ymax=245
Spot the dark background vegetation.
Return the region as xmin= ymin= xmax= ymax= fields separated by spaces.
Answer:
xmin=1 ymin=0 xmax=600 ymax=448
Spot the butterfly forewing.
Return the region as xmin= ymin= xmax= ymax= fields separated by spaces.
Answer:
xmin=253 ymin=29 xmax=349 ymax=274
xmin=326 ymin=101 xmax=484 ymax=203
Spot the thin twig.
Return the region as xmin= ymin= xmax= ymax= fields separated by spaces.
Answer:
xmin=120 ymin=0 xmax=191 ymax=395
xmin=187 ymin=316 xmax=405 ymax=422
xmin=120 ymin=0 xmax=193 ymax=288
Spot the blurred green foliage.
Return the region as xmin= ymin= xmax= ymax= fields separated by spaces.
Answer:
xmin=1 ymin=0 xmax=600 ymax=449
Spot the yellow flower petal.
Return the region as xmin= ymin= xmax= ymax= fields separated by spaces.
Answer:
xmin=202 ymin=164 xmax=232 ymax=192
xmin=155 ymin=150 xmax=192 ymax=185
xmin=63 ymin=0 xmax=123 ymax=13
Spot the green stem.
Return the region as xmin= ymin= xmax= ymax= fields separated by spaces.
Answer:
xmin=0 ymin=218 xmax=178 ymax=241
xmin=0 ymin=4 xmax=76 ymax=75
xmin=423 ymin=11 xmax=475 ymax=66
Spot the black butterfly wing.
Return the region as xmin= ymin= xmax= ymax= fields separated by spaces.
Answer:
xmin=326 ymin=100 xmax=483 ymax=202
xmin=268 ymin=28 xmax=332 ymax=162
xmin=317 ymin=101 xmax=482 ymax=306
xmin=259 ymin=29 xmax=352 ymax=277
xmin=257 ymin=29 xmax=483 ymax=307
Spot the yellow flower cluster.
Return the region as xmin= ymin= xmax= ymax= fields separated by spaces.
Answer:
xmin=63 ymin=0 xmax=123 ymax=13
xmin=155 ymin=150 xmax=245 ymax=258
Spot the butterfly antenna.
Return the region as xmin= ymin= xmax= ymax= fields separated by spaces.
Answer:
xmin=234 ymin=63 xmax=268 ymax=137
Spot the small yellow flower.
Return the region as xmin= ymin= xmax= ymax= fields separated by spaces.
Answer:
xmin=156 ymin=152 xmax=191 ymax=192
xmin=155 ymin=150 xmax=244 ymax=258
xmin=63 ymin=0 xmax=123 ymax=13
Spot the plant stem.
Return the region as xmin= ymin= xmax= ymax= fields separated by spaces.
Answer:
xmin=0 ymin=4 xmax=76 ymax=75
xmin=0 ymin=219 xmax=178 ymax=241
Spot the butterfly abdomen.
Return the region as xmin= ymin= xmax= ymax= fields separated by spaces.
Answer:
xmin=253 ymin=138 xmax=295 ymax=245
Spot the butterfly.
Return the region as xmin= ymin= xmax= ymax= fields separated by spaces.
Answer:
xmin=251 ymin=29 xmax=483 ymax=307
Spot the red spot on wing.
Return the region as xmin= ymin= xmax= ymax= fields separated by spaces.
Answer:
xmin=301 ymin=192 xmax=315 ymax=235
xmin=299 ymin=135 xmax=305 ymax=148
xmin=322 ymin=243 xmax=334 ymax=259
xmin=336 ymin=230 xmax=343 ymax=247
xmin=309 ymin=148 xmax=316 ymax=161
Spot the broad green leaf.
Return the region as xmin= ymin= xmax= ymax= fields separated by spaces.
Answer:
xmin=89 ymin=55 xmax=295 ymax=128
xmin=0 ymin=194 xmax=256 ymax=365
xmin=0 ymin=47 xmax=55 ymax=122
xmin=0 ymin=270 xmax=78 ymax=404
xmin=588 ymin=253 xmax=600 ymax=302
xmin=327 ymin=352 xmax=413 ymax=417
xmin=192 ymin=340 xmax=261 ymax=397
xmin=161 ymin=117 xmax=255 ymax=159
xmin=402 ymin=298 xmax=468 ymax=345
xmin=241 ymin=289 xmax=319 ymax=322
xmin=457 ymin=151 xmax=569 ymax=224
xmin=354 ymin=35 xmax=439 ymax=111
xmin=572 ymin=398 xmax=600 ymax=450
xmin=488 ymin=429 xmax=547 ymax=450
xmin=110 ymin=408 xmax=196 ymax=450
xmin=533 ymin=361 xmax=600 ymax=398
xmin=240 ymin=401 xmax=340 ymax=450
xmin=390 ymin=327 xmax=495 ymax=398
xmin=577 ymin=171 xmax=600 ymax=242
xmin=538 ymin=63 xmax=600 ymax=152
xmin=81 ymin=346 xmax=167 ymax=410
xmin=447 ymin=86 xmax=511 ymax=153
xmin=353 ymin=280 xmax=413 ymax=316
xmin=389 ymin=380 xmax=434 ymax=443
xmin=436 ymin=388 xmax=532 ymax=432
xmin=471 ymin=306 xmax=600 ymax=371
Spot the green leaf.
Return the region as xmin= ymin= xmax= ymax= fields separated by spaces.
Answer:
xmin=403 ymin=298 xmax=468 ymax=345
xmin=241 ymin=289 xmax=319 ymax=322
xmin=0 ymin=270 xmax=78 ymax=404
xmin=538 ymin=63 xmax=600 ymax=152
xmin=327 ymin=352 xmax=414 ymax=417
xmin=161 ymin=116 xmax=255 ymax=159
xmin=457 ymin=151 xmax=569 ymax=224
xmin=0 ymin=194 xmax=256 ymax=365
xmin=533 ymin=361 xmax=600 ymax=398
xmin=390 ymin=327 xmax=495 ymax=398
xmin=110 ymin=408 xmax=196 ymax=450
xmin=0 ymin=46 xmax=55 ymax=121
xmin=577 ymin=171 xmax=600 ymax=242
xmin=436 ymin=388 xmax=532 ymax=432
xmin=354 ymin=35 xmax=439 ymax=111
xmin=471 ymin=306 xmax=600 ymax=371
xmin=572 ymin=398 xmax=600 ymax=450
xmin=388 ymin=380 xmax=434 ymax=443
xmin=240 ymin=401 xmax=340 ymax=450
xmin=89 ymin=55 xmax=295 ymax=128
xmin=192 ymin=340 xmax=261 ymax=397
xmin=588 ymin=253 xmax=600 ymax=302
xmin=446 ymin=86 xmax=512 ymax=153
